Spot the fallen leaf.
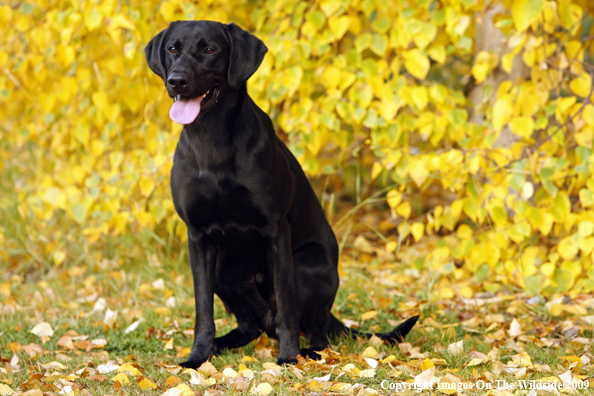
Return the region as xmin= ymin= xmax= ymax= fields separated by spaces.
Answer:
xmin=118 ymin=363 xmax=142 ymax=376
xmin=508 ymin=318 xmax=523 ymax=337
xmin=359 ymin=368 xmax=376 ymax=378
xmin=362 ymin=346 xmax=378 ymax=358
xmin=419 ymin=358 xmax=434 ymax=371
xmin=163 ymin=338 xmax=174 ymax=350
xmin=438 ymin=373 xmax=461 ymax=394
xmin=414 ymin=366 xmax=438 ymax=390
xmin=174 ymin=383 xmax=194 ymax=396
xmin=222 ymin=367 xmax=239 ymax=378
xmin=0 ymin=384 xmax=13 ymax=396
xmin=97 ymin=361 xmax=120 ymax=374
xmin=250 ymin=382 xmax=273 ymax=396
xmin=30 ymin=322 xmax=53 ymax=338
xmin=164 ymin=376 xmax=181 ymax=386
xmin=447 ymin=340 xmax=463 ymax=355
xmin=138 ymin=377 xmax=157 ymax=389
xmin=110 ymin=372 xmax=130 ymax=385
xmin=361 ymin=310 xmax=378 ymax=321
xmin=262 ymin=362 xmax=282 ymax=371
xmin=22 ymin=390 xmax=43 ymax=396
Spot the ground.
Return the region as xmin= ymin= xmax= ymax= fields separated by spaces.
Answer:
xmin=1 ymin=226 xmax=593 ymax=396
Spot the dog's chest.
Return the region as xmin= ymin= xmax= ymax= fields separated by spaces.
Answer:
xmin=173 ymin=172 xmax=268 ymax=233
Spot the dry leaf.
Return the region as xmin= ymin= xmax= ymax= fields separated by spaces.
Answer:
xmin=250 ymin=382 xmax=273 ymax=396
xmin=414 ymin=366 xmax=438 ymax=390
xmin=30 ymin=322 xmax=54 ymax=338
xmin=447 ymin=340 xmax=463 ymax=355
xmin=138 ymin=377 xmax=157 ymax=389
xmin=508 ymin=318 xmax=523 ymax=337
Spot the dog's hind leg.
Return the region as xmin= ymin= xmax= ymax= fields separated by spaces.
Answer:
xmin=293 ymin=242 xmax=340 ymax=359
xmin=214 ymin=327 xmax=262 ymax=354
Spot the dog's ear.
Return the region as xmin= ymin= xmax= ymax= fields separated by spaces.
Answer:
xmin=226 ymin=23 xmax=268 ymax=90
xmin=145 ymin=28 xmax=168 ymax=81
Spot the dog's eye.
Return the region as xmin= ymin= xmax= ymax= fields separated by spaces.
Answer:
xmin=168 ymin=46 xmax=177 ymax=54
xmin=204 ymin=47 xmax=214 ymax=54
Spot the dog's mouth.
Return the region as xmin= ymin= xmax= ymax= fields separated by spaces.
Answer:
xmin=170 ymin=85 xmax=219 ymax=125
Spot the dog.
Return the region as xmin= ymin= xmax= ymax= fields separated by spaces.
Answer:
xmin=145 ymin=20 xmax=418 ymax=368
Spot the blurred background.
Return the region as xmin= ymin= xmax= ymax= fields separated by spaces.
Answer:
xmin=1 ymin=0 xmax=594 ymax=299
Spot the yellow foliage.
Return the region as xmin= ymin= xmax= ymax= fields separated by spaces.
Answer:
xmin=1 ymin=0 xmax=594 ymax=297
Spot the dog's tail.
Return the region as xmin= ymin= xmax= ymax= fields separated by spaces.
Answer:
xmin=328 ymin=314 xmax=419 ymax=343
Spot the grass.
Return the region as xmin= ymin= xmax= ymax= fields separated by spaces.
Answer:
xmin=1 ymin=172 xmax=593 ymax=394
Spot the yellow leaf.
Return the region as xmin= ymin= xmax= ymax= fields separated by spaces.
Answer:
xmin=84 ymin=8 xmax=102 ymax=31
xmin=386 ymin=241 xmax=397 ymax=253
xmin=30 ymin=322 xmax=54 ymax=338
xmin=222 ymin=367 xmax=239 ymax=378
xmin=361 ymin=310 xmax=378 ymax=321
xmin=438 ymin=373 xmax=461 ymax=395
xmin=396 ymin=201 xmax=411 ymax=219
xmin=137 ymin=377 xmax=157 ymax=389
xmin=569 ymin=73 xmax=592 ymax=98
xmin=467 ymin=357 xmax=488 ymax=367
xmin=492 ymin=96 xmax=513 ymax=132
xmin=460 ymin=287 xmax=473 ymax=298
xmin=502 ymin=52 xmax=515 ymax=73
xmin=328 ymin=15 xmax=350 ymax=40
xmin=110 ymin=372 xmax=130 ymax=385
xmin=579 ymin=221 xmax=594 ymax=237
xmin=509 ymin=116 xmax=534 ymax=138
xmin=411 ymin=222 xmax=424 ymax=242
xmin=427 ymin=45 xmax=446 ymax=64
xmin=251 ymin=382 xmax=273 ymax=396
xmin=403 ymin=49 xmax=430 ymax=80
xmin=163 ymin=338 xmax=174 ymax=350
xmin=262 ymin=362 xmax=282 ymax=371
xmin=119 ymin=363 xmax=142 ymax=376
xmin=139 ymin=176 xmax=155 ymax=197
xmin=0 ymin=384 xmax=14 ymax=396
xmin=386 ymin=189 xmax=402 ymax=209
xmin=310 ymin=379 xmax=324 ymax=391
xmin=175 ymin=383 xmax=194 ymax=396
xmin=420 ymin=358 xmax=434 ymax=371
xmin=409 ymin=158 xmax=429 ymax=187
xmin=413 ymin=23 xmax=437 ymax=50
xmin=321 ymin=66 xmax=341 ymax=90
xmin=558 ymin=237 xmax=578 ymax=261
xmin=371 ymin=162 xmax=383 ymax=180
xmin=198 ymin=361 xmax=217 ymax=377
xmin=582 ymin=104 xmax=594 ymax=126
xmin=411 ymin=86 xmax=429 ymax=110
xmin=359 ymin=369 xmax=376 ymax=378
xmin=362 ymin=346 xmax=378 ymax=358
xmin=580 ymin=189 xmax=594 ymax=207
xmin=548 ymin=303 xmax=563 ymax=316
xmin=512 ymin=0 xmax=545 ymax=32
xmin=439 ymin=287 xmax=455 ymax=300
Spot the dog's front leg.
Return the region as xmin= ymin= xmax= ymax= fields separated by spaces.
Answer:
xmin=179 ymin=232 xmax=217 ymax=369
xmin=268 ymin=222 xmax=301 ymax=365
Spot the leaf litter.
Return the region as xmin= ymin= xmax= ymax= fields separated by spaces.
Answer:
xmin=1 ymin=235 xmax=593 ymax=395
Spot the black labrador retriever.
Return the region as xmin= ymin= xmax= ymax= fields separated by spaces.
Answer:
xmin=145 ymin=20 xmax=418 ymax=368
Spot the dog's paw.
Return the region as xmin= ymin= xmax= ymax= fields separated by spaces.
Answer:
xmin=178 ymin=358 xmax=204 ymax=369
xmin=277 ymin=356 xmax=299 ymax=365
xmin=299 ymin=348 xmax=322 ymax=361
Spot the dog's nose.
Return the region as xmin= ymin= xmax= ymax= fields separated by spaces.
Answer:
xmin=167 ymin=72 xmax=188 ymax=89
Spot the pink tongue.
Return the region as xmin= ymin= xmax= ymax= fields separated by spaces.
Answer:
xmin=170 ymin=96 xmax=203 ymax=125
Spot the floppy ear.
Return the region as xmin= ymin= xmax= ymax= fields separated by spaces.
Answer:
xmin=145 ymin=28 xmax=168 ymax=81
xmin=226 ymin=23 xmax=268 ymax=90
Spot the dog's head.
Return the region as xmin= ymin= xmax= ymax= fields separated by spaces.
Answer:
xmin=145 ymin=21 xmax=268 ymax=124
